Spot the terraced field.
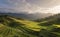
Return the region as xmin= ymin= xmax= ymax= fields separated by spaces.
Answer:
xmin=0 ymin=15 xmax=60 ymax=37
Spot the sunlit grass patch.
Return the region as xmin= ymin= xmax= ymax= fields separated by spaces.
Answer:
xmin=53 ymin=24 xmax=60 ymax=28
xmin=9 ymin=17 xmax=40 ymax=31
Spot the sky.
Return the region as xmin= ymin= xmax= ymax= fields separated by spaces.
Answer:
xmin=0 ymin=0 xmax=60 ymax=14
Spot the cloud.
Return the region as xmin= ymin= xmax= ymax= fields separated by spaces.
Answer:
xmin=0 ymin=0 xmax=60 ymax=14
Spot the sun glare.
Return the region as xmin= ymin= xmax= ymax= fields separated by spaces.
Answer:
xmin=49 ymin=5 xmax=60 ymax=14
xmin=54 ymin=5 xmax=60 ymax=10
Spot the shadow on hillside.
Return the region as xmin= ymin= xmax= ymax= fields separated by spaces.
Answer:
xmin=39 ymin=29 xmax=58 ymax=37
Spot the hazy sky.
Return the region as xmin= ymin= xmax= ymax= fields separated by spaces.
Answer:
xmin=0 ymin=0 xmax=60 ymax=14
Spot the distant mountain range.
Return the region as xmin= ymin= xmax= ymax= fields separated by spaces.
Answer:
xmin=0 ymin=12 xmax=53 ymax=20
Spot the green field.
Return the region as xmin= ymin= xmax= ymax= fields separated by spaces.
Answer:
xmin=0 ymin=14 xmax=60 ymax=37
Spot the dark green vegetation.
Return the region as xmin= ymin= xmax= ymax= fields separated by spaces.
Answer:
xmin=0 ymin=14 xmax=60 ymax=37
xmin=38 ymin=14 xmax=60 ymax=37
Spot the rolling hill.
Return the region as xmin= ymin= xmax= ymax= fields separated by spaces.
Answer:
xmin=0 ymin=13 xmax=60 ymax=37
xmin=0 ymin=15 xmax=40 ymax=37
xmin=38 ymin=13 xmax=60 ymax=37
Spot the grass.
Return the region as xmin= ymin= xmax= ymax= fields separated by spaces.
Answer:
xmin=53 ymin=24 xmax=60 ymax=28
xmin=0 ymin=15 xmax=60 ymax=37
xmin=9 ymin=17 xmax=40 ymax=31
xmin=0 ymin=23 xmax=38 ymax=37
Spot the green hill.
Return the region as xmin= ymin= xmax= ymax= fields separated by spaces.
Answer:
xmin=0 ymin=15 xmax=40 ymax=37
xmin=38 ymin=14 xmax=60 ymax=37
xmin=0 ymin=14 xmax=60 ymax=37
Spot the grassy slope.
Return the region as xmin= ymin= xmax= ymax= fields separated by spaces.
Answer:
xmin=38 ymin=14 xmax=60 ymax=37
xmin=0 ymin=16 xmax=39 ymax=37
xmin=0 ymin=14 xmax=60 ymax=37
xmin=9 ymin=17 xmax=40 ymax=31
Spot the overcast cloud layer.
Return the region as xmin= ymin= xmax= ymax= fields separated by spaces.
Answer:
xmin=0 ymin=0 xmax=60 ymax=14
